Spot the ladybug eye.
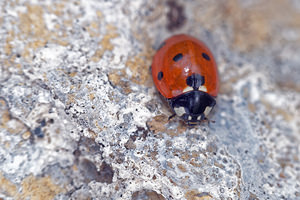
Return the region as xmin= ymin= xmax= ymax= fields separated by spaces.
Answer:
xmin=157 ymin=71 xmax=163 ymax=80
xmin=202 ymin=53 xmax=210 ymax=61
xmin=173 ymin=53 xmax=183 ymax=62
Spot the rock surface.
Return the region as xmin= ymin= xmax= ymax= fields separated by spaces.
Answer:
xmin=0 ymin=0 xmax=300 ymax=199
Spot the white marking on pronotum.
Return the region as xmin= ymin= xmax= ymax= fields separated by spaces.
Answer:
xmin=197 ymin=116 xmax=202 ymax=121
xmin=184 ymin=66 xmax=189 ymax=73
xmin=188 ymin=116 xmax=192 ymax=120
xmin=198 ymin=85 xmax=207 ymax=92
xmin=204 ymin=106 xmax=212 ymax=116
xmin=183 ymin=86 xmax=193 ymax=93
xmin=174 ymin=107 xmax=186 ymax=116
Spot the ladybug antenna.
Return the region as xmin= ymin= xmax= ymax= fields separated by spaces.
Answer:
xmin=203 ymin=117 xmax=215 ymax=124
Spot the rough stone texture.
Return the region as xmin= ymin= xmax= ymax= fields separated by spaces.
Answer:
xmin=0 ymin=0 xmax=300 ymax=200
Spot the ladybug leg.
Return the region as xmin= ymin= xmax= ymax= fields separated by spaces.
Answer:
xmin=168 ymin=114 xmax=176 ymax=121
xmin=203 ymin=117 xmax=215 ymax=124
xmin=187 ymin=122 xmax=198 ymax=126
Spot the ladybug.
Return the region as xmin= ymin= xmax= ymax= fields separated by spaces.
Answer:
xmin=151 ymin=34 xmax=219 ymax=125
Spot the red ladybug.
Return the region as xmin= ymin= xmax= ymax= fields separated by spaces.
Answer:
xmin=151 ymin=34 xmax=219 ymax=125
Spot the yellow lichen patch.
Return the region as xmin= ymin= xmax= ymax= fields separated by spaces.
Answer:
xmin=19 ymin=4 xmax=48 ymax=38
xmin=226 ymin=0 xmax=270 ymax=52
xmin=276 ymin=81 xmax=300 ymax=93
xmin=4 ymin=141 xmax=10 ymax=148
xmin=190 ymin=159 xmax=202 ymax=168
xmin=248 ymin=103 xmax=256 ymax=113
xmin=4 ymin=30 xmax=15 ymax=55
xmin=177 ymin=164 xmax=187 ymax=172
xmin=26 ymin=39 xmax=48 ymax=51
xmin=126 ymin=46 xmax=154 ymax=86
xmin=195 ymin=0 xmax=300 ymax=52
xmin=22 ymin=131 xmax=31 ymax=140
xmin=63 ymin=19 xmax=74 ymax=28
xmin=91 ymin=25 xmax=119 ymax=62
xmin=6 ymin=119 xmax=27 ymax=135
xmin=0 ymin=110 xmax=11 ymax=125
xmin=180 ymin=152 xmax=191 ymax=161
xmin=86 ymin=21 xmax=100 ymax=38
xmin=185 ymin=190 xmax=213 ymax=200
xmin=108 ymin=69 xmax=132 ymax=94
xmin=219 ymin=67 xmax=250 ymax=95
xmin=68 ymin=72 xmax=77 ymax=77
xmin=214 ymin=162 xmax=225 ymax=169
xmin=28 ymin=6 xmax=46 ymax=34
xmin=147 ymin=150 xmax=158 ymax=161
xmin=96 ymin=11 xmax=103 ymax=18
xmin=132 ymin=190 xmax=165 ymax=200
xmin=18 ymin=175 xmax=64 ymax=200
xmin=126 ymin=54 xmax=151 ymax=86
xmin=95 ymin=120 xmax=105 ymax=132
xmin=0 ymin=113 xmax=27 ymax=134
xmin=11 ymin=2 xmax=72 ymax=62
xmin=107 ymin=31 xmax=154 ymax=90
xmin=55 ymin=128 xmax=60 ymax=134
xmin=48 ymin=2 xmax=65 ymax=17
xmin=17 ymin=4 xmax=50 ymax=60
xmin=146 ymin=114 xmax=169 ymax=135
xmin=249 ymin=192 xmax=259 ymax=200
xmin=89 ymin=93 xmax=95 ymax=101
xmin=0 ymin=173 xmax=17 ymax=198
xmin=182 ymin=176 xmax=191 ymax=189
xmin=0 ymin=100 xmax=28 ymax=135
xmin=66 ymin=94 xmax=76 ymax=104
xmin=166 ymin=124 xmax=187 ymax=137
xmin=0 ymin=98 xmax=6 ymax=107
xmin=167 ymin=161 xmax=173 ymax=169
xmin=274 ymin=107 xmax=293 ymax=122
xmin=43 ymin=73 xmax=49 ymax=82
xmin=88 ymin=128 xmax=98 ymax=139
xmin=261 ymin=98 xmax=293 ymax=122
xmin=128 ymin=29 xmax=155 ymax=84
xmin=51 ymin=39 xmax=69 ymax=47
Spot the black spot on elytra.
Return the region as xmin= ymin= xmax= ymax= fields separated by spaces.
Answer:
xmin=173 ymin=53 xmax=183 ymax=62
xmin=186 ymin=74 xmax=205 ymax=90
xmin=157 ymin=42 xmax=166 ymax=51
xmin=202 ymin=53 xmax=210 ymax=61
xmin=157 ymin=71 xmax=163 ymax=80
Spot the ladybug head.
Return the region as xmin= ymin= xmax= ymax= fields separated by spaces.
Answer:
xmin=169 ymin=91 xmax=216 ymax=125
